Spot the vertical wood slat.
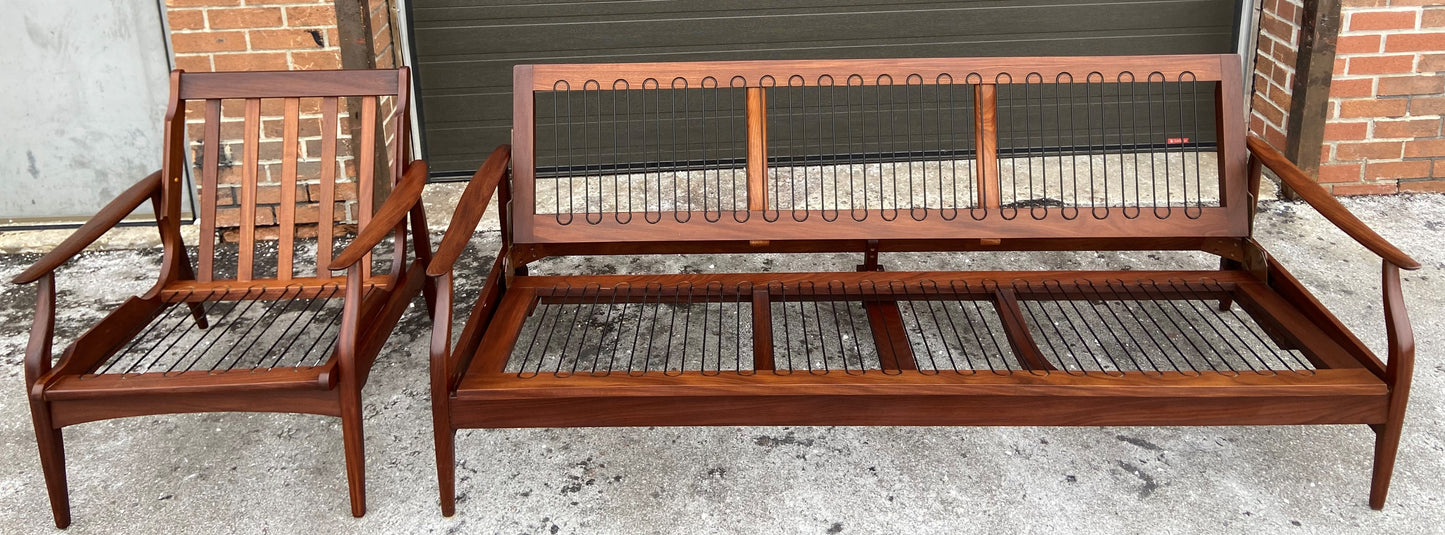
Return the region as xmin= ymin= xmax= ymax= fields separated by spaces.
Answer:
xmin=278 ymin=98 xmax=300 ymax=280
xmin=745 ymin=87 xmax=768 ymax=211
xmin=238 ymin=98 xmax=261 ymax=282
xmin=864 ymin=301 xmax=917 ymax=371
xmin=317 ymin=97 xmax=339 ymax=276
xmin=973 ymin=85 xmax=1000 ymax=208
xmin=358 ymin=96 xmax=377 ymax=281
xmin=751 ymin=288 xmax=774 ymax=371
xmin=198 ymin=99 xmax=221 ymax=283
xmin=992 ymin=289 xmax=1056 ymax=372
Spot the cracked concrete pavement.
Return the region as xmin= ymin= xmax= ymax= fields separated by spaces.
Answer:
xmin=0 ymin=185 xmax=1441 ymax=534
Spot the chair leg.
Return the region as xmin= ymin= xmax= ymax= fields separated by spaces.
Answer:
xmin=174 ymin=251 xmax=210 ymax=329
xmin=186 ymin=302 xmax=209 ymax=329
xmin=30 ymin=401 xmax=71 ymax=529
xmin=1217 ymin=257 xmax=1241 ymax=311
xmin=421 ymin=274 xmax=438 ymax=322
xmin=339 ymin=386 xmax=367 ymax=518
xmin=1369 ymin=418 xmax=1406 ymax=510
xmin=436 ymin=424 xmax=457 ymax=516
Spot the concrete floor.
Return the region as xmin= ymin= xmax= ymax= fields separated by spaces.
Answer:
xmin=0 ymin=187 xmax=1441 ymax=534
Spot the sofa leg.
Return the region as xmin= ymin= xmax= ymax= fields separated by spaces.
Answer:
xmin=1369 ymin=418 xmax=1405 ymax=510
xmin=422 ymin=275 xmax=438 ymax=322
xmin=436 ymin=425 xmax=457 ymax=517
xmin=1217 ymin=257 xmax=1241 ymax=310
xmin=340 ymin=387 xmax=367 ymax=518
xmin=31 ymin=401 xmax=71 ymax=529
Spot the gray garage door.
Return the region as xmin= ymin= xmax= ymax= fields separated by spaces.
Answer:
xmin=408 ymin=0 xmax=1239 ymax=178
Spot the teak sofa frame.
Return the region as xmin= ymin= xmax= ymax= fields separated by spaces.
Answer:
xmin=428 ymin=55 xmax=1418 ymax=515
xmin=12 ymin=69 xmax=430 ymax=527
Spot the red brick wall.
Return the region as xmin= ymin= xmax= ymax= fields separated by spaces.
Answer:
xmin=1321 ymin=0 xmax=1445 ymax=194
xmin=167 ymin=0 xmax=344 ymax=73
xmin=164 ymin=0 xmax=404 ymax=239
xmin=1252 ymin=0 xmax=1445 ymax=195
xmin=1250 ymin=0 xmax=1304 ymax=151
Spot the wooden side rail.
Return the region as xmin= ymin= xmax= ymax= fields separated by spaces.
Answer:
xmin=1246 ymin=136 xmax=1420 ymax=270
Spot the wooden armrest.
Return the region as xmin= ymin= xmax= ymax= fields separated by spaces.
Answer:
xmin=328 ymin=161 xmax=429 ymax=271
xmin=427 ymin=145 xmax=511 ymax=277
xmin=12 ymin=171 xmax=163 ymax=285
xmin=1246 ymin=136 xmax=1421 ymax=270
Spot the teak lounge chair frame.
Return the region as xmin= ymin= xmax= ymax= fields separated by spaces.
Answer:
xmin=11 ymin=68 xmax=430 ymax=527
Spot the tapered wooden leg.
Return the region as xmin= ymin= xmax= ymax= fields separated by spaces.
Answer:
xmin=1217 ymin=257 xmax=1241 ymax=311
xmin=173 ymin=248 xmax=210 ymax=329
xmin=30 ymin=401 xmax=71 ymax=529
xmin=410 ymin=207 xmax=437 ymax=321
xmin=421 ymin=273 xmax=438 ymax=322
xmin=436 ymin=424 xmax=457 ymax=516
xmin=1369 ymin=418 xmax=1404 ymax=510
xmin=339 ymin=386 xmax=367 ymax=517
xmin=186 ymin=302 xmax=209 ymax=329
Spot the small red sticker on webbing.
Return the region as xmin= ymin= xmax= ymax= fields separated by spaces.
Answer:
xmin=1166 ymin=137 xmax=1191 ymax=144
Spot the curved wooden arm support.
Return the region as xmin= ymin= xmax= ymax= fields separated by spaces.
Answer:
xmin=1382 ymin=260 xmax=1414 ymax=394
xmin=430 ymin=248 xmax=509 ymax=387
xmin=328 ymin=161 xmax=430 ymax=271
xmin=24 ymin=274 xmax=57 ymax=394
xmin=1246 ymin=136 xmax=1420 ymax=270
xmin=1369 ymin=260 xmax=1415 ymax=509
xmin=12 ymin=171 xmax=163 ymax=285
xmin=335 ymin=264 xmax=366 ymax=383
xmin=429 ymin=271 xmax=455 ymax=396
xmin=427 ymin=145 xmax=511 ymax=277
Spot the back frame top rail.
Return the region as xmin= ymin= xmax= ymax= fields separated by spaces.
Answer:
xmin=525 ymin=55 xmax=1232 ymax=89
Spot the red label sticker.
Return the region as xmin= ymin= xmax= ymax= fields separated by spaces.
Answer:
xmin=1166 ymin=137 xmax=1191 ymax=144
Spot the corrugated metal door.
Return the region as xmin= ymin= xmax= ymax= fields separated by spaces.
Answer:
xmin=408 ymin=0 xmax=1238 ymax=177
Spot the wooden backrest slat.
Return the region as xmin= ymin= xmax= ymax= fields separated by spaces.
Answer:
xmin=198 ymin=99 xmax=220 ymax=283
xmin=277 ymin=97 xmax=300 ymax=280
xmin=973 ymin=86 xmax=1000 ymax=208
xmin=745 ymin=88 xmax=767 ymax=211
xmin=357 ymin=96 xmax=377 ymax=281
xmin=238 ymin=98 xmax=260 ymax=281
xmin=316 ymin=97 xmax=340 ymax=276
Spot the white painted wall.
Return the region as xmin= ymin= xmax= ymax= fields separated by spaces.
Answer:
xmin=0 ymin=1 xmax=175 ymax=226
